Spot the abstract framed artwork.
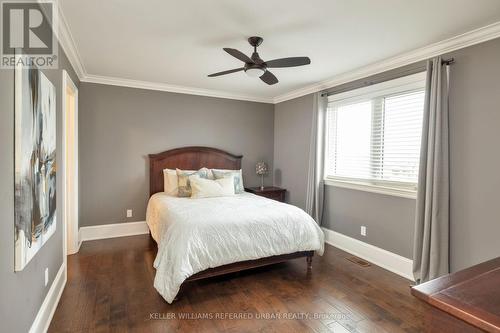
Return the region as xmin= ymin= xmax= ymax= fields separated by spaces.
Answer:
xmin=14 ymin=64 xmax=57 ymax=271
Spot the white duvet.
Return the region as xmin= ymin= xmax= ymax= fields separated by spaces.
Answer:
xmin=146 ymin=192 xmax=324 ymax=303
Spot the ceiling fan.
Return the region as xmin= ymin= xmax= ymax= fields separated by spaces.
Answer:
xmin=208 ymin=36 xmax=311 ymax=85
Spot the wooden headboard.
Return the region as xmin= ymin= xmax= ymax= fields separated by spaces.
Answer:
xmin=149 ymin=146 xmax=243 ymax=196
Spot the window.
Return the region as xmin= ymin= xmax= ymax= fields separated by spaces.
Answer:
xmin=325 ymin=72 xmax=426 ymax=198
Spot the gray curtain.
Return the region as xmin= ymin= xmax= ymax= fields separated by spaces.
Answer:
xmin=413 ymin=56 xmax=450 ymax=283
xmin=305 ymin=92 xmax=327 ymax=224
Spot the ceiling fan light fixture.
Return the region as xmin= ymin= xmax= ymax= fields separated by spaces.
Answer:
xmin=245 ymin=67 xmax=266 ymax=78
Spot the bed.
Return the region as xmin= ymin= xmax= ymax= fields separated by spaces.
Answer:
xmin=147 ymin=146 xmax=324 ymax=303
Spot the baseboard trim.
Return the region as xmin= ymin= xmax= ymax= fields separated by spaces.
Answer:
xmin=79 ymin=221 xmax=149 ymax=242
xmin=78 ymin=224 xmax=413 ymax=279
xmin=29 ymin=262 xmax=66 ymax=333
xmin=322 ymin=227 xmax=414 ymax=281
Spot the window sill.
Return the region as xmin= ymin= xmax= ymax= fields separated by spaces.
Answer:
xmin=324 ymin=178 xmax=417 ymax=199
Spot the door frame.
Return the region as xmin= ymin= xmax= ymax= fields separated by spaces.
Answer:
xmin=62 ymin=70 xmax=79 ymax=259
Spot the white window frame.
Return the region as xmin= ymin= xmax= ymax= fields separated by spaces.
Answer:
xmin=324 ymin=72 xmax=426 ymax=199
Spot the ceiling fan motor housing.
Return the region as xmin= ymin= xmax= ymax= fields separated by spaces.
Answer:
xmin=247 ymin=37 xmax=266 ymax=77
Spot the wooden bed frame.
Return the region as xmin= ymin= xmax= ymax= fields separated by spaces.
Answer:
xmin=148 ymin=146 xmax=314 ymax=284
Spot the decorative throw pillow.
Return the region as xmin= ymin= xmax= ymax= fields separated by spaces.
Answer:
xmin=190 ymin=175 xmax=235 ymax=198
xmin=163 ymin=168 xmax=182 ymax=196
xmin=212 ymin=169 xmax=244 ymax=194
xmin=176 ymin=168 xmax=212 ymax=197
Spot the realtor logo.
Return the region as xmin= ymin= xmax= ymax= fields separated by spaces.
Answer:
xmin=1 ymin=1 xmax=58 ymax=68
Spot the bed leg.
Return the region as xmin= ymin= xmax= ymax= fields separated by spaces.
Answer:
xmin=306 ymin=254 xmax=313 ymax=270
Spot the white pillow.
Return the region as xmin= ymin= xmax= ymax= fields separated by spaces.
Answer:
xmin=211 ymin=169 xmax=244 ymax=194
xmin=190 ymin=175 xmax=235 ymax=198
xmin=163 ymin=168 xmax=179 ymax=196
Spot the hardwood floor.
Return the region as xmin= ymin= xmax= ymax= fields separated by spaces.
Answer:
xmin=49 ymin=235 xmax=429 ymax=333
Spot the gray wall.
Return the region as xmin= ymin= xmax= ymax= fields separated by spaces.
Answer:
xmin=273 ymin=94 xmax=314 ymax=210
xmin=323 ymin=187 xmax=416 ymax=259
xmin=0 ymin=45 xmax=79 ymax=333
xmin=274 ymin=37 xmax=500 ymax=271
xmin=446 ymin=39 xmax=500 ymax=271
xmin=79 ymin=84 xmax=274 ymax=227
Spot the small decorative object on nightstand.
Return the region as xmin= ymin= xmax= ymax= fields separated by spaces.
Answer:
xmin=245 ymin=186 xmax=286 ymax=202
xmin=255 ymin=161 xmax=268 ymax=190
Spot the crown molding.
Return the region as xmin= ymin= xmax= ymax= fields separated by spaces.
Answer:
xmin=273 ymin=21 xmax=500 ymax=104
xmin=54 ymin=0 xmax=87 ymax=80
xmin=54 ymin=1 xmax=271 ymax=103
xmin=81 ymin=74 xmax=274 ymax=103
xmin=53 ymin=1 xmax=500 ymax=105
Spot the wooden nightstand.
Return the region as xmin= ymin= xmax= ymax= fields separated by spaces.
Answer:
xmin=245 ymin=186 xmax=286 ymax=202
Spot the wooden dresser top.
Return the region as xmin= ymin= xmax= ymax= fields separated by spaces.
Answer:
xmin=411 ymin=257 xmax=500 ymax=332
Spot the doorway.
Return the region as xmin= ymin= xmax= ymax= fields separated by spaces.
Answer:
xmin=63 ymin=70 xmax=79 ymax=256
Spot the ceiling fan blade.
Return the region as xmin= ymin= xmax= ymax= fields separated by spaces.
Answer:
xmin=265 ymin=57 xmax=311 ymax=68
xmin=260 ymin=70 xmax=278 ymax=85
xmin=208 ymin=68 xmax=244 ymax=77
xmin=223 ymin=48 xmax=253 ymax=63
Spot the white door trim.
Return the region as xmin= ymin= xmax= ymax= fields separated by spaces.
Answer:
xmin=62 ymin=70 xmax=80 ymax=257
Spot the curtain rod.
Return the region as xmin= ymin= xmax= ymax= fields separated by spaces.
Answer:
xmin=321 ymin=58 xmax=455 ymax=97
xmin=442 ymin=57 xmax=455 ymax=66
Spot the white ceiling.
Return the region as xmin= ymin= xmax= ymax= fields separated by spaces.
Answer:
xmin=60 ymin=0 xmax=500 ymax=102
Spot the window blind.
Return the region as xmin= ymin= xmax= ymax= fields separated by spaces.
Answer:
xmin=326 ymin=73 xmax=426 ymax=189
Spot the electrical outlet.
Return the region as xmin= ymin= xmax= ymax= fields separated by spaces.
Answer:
xmin=360 ymin=226 xmax=367 ymax=237
xmin=126 ymin=209 xmax=133 ymax=218
xmin=44 ymin=268 xmax=49 ymax=286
